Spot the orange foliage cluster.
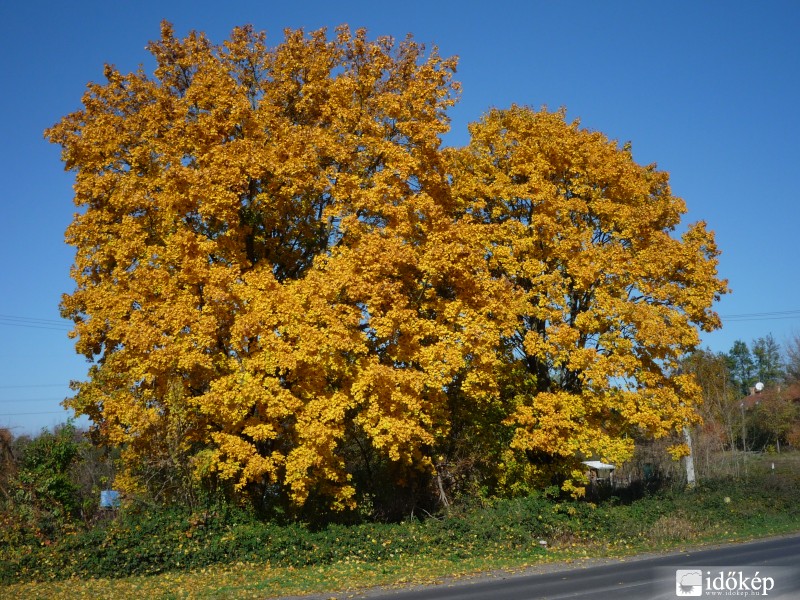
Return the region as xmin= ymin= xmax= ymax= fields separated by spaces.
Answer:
xmin=47 ymin=23 xmax=727 ymax=507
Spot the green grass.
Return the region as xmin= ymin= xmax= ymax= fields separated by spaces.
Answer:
xmin=3 ymin=451 xmax=800 ymax=599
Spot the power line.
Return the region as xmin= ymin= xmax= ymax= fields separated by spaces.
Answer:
xmin=0 ymin=384 xmax=67 ymax=389
xmin=720 ymin=309 xmax=800 ymax=323
xmin=0 ymin=323 xmax=70 ymax=332
xmin=721 ymin=309 xmax=800 ymax=318
xmin=0 ymin=398 xmax=66 ymax=403
xmin=0 ymin=411 xmax=68 ymax=416
xmin=723 ymin=316 xmax=800 ymax=322
xmin=0 ymin=314 xmax=71 ymax=332
xmin=0 ymin=314 xmax=64 ymax=325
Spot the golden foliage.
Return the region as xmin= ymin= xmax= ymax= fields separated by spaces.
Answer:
xmin=448 ymin=106 xmax=727 ymax=490
xmin=48 ymin=24 xmax=727 ymax=506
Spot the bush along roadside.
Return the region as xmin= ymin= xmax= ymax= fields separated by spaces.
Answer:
xmin=0 ymin=499 xmax=551 ymax=584
xmin=2 ymin=470 xmax=799 ymax=585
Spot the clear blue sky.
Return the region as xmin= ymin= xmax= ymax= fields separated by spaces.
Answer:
xmin=2 ymin=0 xmax=799 ymax=434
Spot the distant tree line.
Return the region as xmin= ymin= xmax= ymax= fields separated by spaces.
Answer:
xmin=684 ymin=333 xmax=800 ymax=467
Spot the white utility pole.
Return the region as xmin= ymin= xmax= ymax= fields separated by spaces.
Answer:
xmin=683 ymin=425 xmax=696 ymax=488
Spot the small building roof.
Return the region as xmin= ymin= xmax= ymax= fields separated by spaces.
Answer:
xmin=582 ymin=460 xmax=615 ymax=470
xmin=741 ymin=382 xmax=800 ymax=410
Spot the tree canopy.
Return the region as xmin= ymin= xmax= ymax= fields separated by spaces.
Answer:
xmin=47 ymin=23 xmax=728 ymax=510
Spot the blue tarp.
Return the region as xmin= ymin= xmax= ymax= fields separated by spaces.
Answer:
xmin=100 ymin=489 xmax=120 ymax=509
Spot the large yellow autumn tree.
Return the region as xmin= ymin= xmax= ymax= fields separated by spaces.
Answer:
xmin=48 ymin=24 xmax=727 ymax=510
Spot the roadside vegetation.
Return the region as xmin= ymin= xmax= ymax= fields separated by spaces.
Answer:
xmin=3 ymin=334 xmax=800 ymax=598
xmin=2 ymin=446 xmax=799 ymax=598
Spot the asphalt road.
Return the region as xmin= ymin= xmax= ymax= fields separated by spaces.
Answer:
xmin=350 ymin=535 xmax=800 ymax=600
